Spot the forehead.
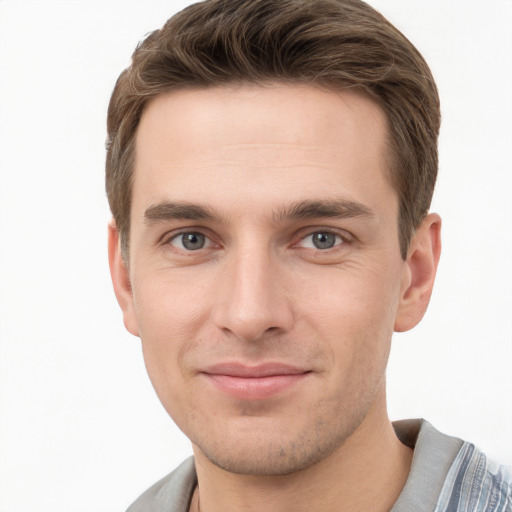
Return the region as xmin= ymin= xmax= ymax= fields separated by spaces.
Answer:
xmin=132 ymin=84 xmax=395 ymax=218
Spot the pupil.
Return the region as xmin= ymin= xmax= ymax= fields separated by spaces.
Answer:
xmin=313 ymin=232 xmax=335 ymax=249
xmin=183 ymin=233 xmax=205 ymax=250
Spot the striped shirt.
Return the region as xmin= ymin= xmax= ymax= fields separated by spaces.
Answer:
xmin=433 ymin=442 xmax=512 ymax=511
xmin=392 ymin=419 xmax=511 ymax=512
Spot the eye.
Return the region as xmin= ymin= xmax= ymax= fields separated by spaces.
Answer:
xmin=300 ymin=231 xmax=344 ymax=250
xmin=170 ymin=232 xmax=210 ymax=251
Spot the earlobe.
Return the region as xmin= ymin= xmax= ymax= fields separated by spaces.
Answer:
xmin=108 ymin=220 xmax=140 ymax=337
xmin=394 ymin=213 xmax=442 ymax=332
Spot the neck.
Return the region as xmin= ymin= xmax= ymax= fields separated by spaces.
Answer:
xmin=191 ymin=396 xmax=413 ymax=512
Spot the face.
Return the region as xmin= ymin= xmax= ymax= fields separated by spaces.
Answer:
xmin=112 ymin=84 xmax=423 ymax=476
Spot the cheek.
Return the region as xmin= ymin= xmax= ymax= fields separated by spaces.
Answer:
xmin=294 ymin=262 xmax=402 ymax=372
xmin=298 ymin=261 xmax=402 ymax=330
xmin=133 ymin=267 xmax=212 ymax=336
xmin=132 ymin=273 xmax=212 ymax=395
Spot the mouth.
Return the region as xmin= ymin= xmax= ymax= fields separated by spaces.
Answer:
xmin=200 ymin=362 xmax=311 ymax=400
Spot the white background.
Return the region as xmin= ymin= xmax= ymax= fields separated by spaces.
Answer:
xmin=0 ymin=1 xmax=511 ymax=511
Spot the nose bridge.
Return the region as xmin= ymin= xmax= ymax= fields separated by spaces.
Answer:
xmin=213 ymin=239 xmax=291 ymax=341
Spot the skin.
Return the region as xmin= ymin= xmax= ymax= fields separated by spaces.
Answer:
xmin=109 ymin=84 xmax=441 ymax=512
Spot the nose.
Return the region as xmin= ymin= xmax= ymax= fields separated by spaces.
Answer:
xmin=212 ymin=246 xmax=294 ymax=342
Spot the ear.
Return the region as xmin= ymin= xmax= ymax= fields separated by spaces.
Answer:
xmin=108 ymin=220 xmax=140 ymax=337
xmin=394 ymin=213 xmax=442 ymax=332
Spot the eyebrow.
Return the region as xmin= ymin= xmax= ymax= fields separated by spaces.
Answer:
xmin=144 ymin=202 xmax=223 ymax=225
xmin=143 ymin=198 xmax=375 ymax=226
xmin=272 ymin=199 xmax=376 ymax=223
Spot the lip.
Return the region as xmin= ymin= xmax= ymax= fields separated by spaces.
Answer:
xmin=200 ymin=363 xmax=311 ymax=400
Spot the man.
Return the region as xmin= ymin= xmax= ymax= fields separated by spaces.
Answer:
xmin=106 ymin=0 xmax=511 ymax=510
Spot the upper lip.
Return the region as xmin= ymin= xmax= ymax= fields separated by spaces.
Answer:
xmin=201 ymin=362 xmax=310 ymax=378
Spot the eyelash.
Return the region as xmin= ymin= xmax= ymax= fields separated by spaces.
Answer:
xmin=296 ymin=230 xmax=347 ymax=251
xmin=162 ymin=227 xmax=352 ymax=254
xmin=164 ymin=230 xmax=216 ymax=251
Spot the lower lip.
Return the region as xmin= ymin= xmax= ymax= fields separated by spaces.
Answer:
xmin=203 ymin=373 xmax=309 ymax=400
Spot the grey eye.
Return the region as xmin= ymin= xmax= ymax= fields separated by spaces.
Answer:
xmin=311 ymin=232 xmax=338 ymax=249
xmin=173 ymin=232 xmax=207 ymax=250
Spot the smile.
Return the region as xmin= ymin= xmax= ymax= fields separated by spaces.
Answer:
xmin=200 ymin=363 xmax=311 ymax=400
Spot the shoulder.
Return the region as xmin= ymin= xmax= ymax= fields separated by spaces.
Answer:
xmin=126 ymin=457 xmax=197 ymax=512
xmin=434 ymin=442 xmax=512 ymax=512
xmin=392 ymin=419 xmax=512 ymax=512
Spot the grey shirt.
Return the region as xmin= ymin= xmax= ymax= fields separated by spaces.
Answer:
xmin=126 ymin=419 xmax=511 ymax=512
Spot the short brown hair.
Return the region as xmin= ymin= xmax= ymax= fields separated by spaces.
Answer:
xmin=106 ymin=0 xmax=440 ymax=259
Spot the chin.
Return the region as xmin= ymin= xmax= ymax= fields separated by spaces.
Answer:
xmin=192 ymin=412 xmax=362 ymax=476
xmin=200 ymin=441 xmax=331 ymax=476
